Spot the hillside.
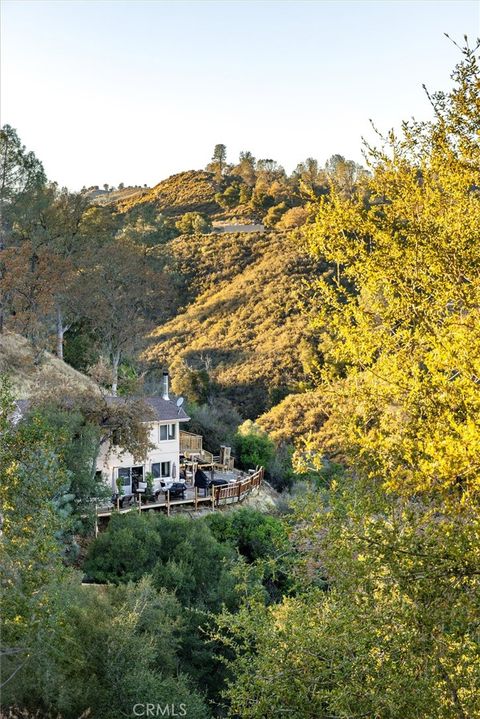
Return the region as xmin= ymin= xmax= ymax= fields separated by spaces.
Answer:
xmin=146 ymin=230 xmax=322 ymax=417
xmin=89 ymin=185 xmax=149 ymax=206
xmin=118 ymin=169 xmax=222 ymax=218
xmin=256 ymin=388 xmax=328 ymax=446
xmin=0 ymin=331 xmax=100 ymax=399
xmin=164 ymin=229 xmax=270 ymax=307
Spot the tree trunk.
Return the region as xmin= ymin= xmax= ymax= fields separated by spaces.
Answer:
xmin=56 ymin=305 xmax=64 ymax=360
xmin=111 ymin=349 xmax=121 ymax=396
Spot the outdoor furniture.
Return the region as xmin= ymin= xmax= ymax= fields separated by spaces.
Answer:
xmin=209 ymin=477 xmax=230 ymax=488
xmin=119 ymin=494 xmax=133 ymax=508
xmin=166 ymin=482 xmax=187 ymax=499
xmin=194 ymin=468 xmax=210 ymax=496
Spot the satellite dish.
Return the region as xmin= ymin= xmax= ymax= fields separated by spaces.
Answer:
xmin=176 ymin=397 xmax=184 ymax=408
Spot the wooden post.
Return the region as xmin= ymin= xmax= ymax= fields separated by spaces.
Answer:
xmin=167 ymin=490 xmax=170 ymax=517
xmin=211 ymin=483 xmax=215 ymax=511
xmin=138 ymin=492 xmax=141 ymax=513
xmin=194 ymin=486 xmax=198 ymax=511
xmin=116 ymin=496 xmax=120 ymax=512
xmin=237 ymin=482 xmax=241 ymax=502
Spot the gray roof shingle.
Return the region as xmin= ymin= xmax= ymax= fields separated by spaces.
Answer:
xmin=105 ymin=395 xmax=190 ymax=422
xmin=14 ymin=396 xmax=190 ymax=423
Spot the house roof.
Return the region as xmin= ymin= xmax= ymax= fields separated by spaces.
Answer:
xmin=14 ymin=395 xmax=190 ymax=423
xmin=104 ymin=395 xmax=190 ymax=423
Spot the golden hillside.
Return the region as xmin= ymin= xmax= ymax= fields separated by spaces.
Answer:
xmin=146 ymin=230 xmax=321 ymax=417
xmin=90 ymin=186 xmax=149 ymax=206
xmin=118 ymin=170 xmax=221 ymax=217
xmin=256 ymin=388 xmax=328 ymax=446
xmin=165 ymin=229 xmax=270 ymax=307
xmin=0 ymin=331 xmax=100 ymax=399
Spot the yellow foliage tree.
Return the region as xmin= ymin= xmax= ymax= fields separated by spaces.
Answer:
xmin=302 ymin=41 xmax=480 ymax=508
xmin=216 ymin=43 xmax=480 ymax=719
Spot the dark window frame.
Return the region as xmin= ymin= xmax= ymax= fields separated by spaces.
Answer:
xmin=160 ymin=423 xmax=176 ymax=441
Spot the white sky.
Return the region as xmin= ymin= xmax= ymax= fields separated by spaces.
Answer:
xmin=1 ymin=0 xmax=479 ymax=189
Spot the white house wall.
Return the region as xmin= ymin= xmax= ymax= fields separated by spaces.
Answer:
xmin=96 ymin=420 xmax=182 ymax=493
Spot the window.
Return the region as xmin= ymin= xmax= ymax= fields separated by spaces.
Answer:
xmin=159 ymin=423 xmax=176 ymax=441
xmin=118 ymin=468 xmax=130 ymax=483
xmin=152 ymin=462 xmax=170 ymax=478
xmin=117 ymin=466 xmax=144 ymax=485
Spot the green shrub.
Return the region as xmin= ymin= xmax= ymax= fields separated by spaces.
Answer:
xmin=234 ymin=420 xmax=275 ymax=470
xmin=84 ymin=513 xmax=240 ymax=610
xmin=7 ymin=576 xmax=210 ymax=719
xmin=205 ymin=508 xmax=294 ymax=602
xmin=267 ymin=442 xmax=297 ymax=492
xmin=84 ymin=513 xmax=162 ymax=584
xmin=263 ymin=201 xmax=288 ymax=228
xmin=205 ymin=508 xmax=288 ymax=562
xmin=175 ymin=211 xmax=212 ymax=235
xmin=150 ymin=514 xmax=239 ymax=611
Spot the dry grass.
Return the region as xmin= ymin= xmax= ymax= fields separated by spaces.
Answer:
xmin=0 ymin=331 xmax=100 ymax=399
xmin=145 ymin=231 xmax=320 ymax=416
xmin=257 ymin=388 xmax=328 ymax=445
xmin=118 ymin=170 xmax=221 ymax=218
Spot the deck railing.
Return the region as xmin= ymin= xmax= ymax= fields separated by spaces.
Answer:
xmin=214 ymin=467 xmax=264 ymax=506
xmin=180 ymin=430 xmax=203 ymax=454
xmin=96 ymin=467 xmax=264 ymax=521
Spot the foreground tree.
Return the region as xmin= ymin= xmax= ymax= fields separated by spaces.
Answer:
xmin=216 ymin=41 xmax=480 ymax=719
xmin=0 ymin=378 xmax=69 ymax=691
xmin=302 ymin=41 xmax=480 ymax=507
xmin=0 ymin=125 xmax=46 ymax=333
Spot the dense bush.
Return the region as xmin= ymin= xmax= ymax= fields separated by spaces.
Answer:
xmin=266 ymin=441 xmax=297 ymax=492
xmin=205 ymin=508 xmax=294 ymax=603
xmin=149 ymin=514 xmax=239 ymax=611
xmin=175 ymin=211 xmax=212 ymax=235
xmin=84 ymin=513 xmax=162 ymax=583
xmin=262 ymin=201 xmax=288 ymax=228
xmin=82 ymin=512 xmax=273 ymax=709
xmin=276 ymin=205 xmax=309 ymax=229
xmin=85 ymin=513 xmax=240 ymax=610
xmin=5 ymin=576 xmax=210 ymax=719
xmin=205 ymin=508 xmax=287 ymax=562
xmin=234 ymin=420 xmax=275 ymax=470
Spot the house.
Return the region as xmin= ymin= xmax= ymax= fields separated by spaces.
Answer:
xmin=97 ymin=372 xmax=190 ymax=498
xmin=13 ymin=371 xmax=190 ymax=501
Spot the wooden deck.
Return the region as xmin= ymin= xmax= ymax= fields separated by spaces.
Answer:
xmin=96 ymin=467 xmax=264 ymax=521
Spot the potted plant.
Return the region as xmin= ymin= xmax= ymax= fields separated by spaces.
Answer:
xmin=116 ymin=475 xmax=131 ymax=497
xmin=144 ymin=472 xmax=155 ymax=501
